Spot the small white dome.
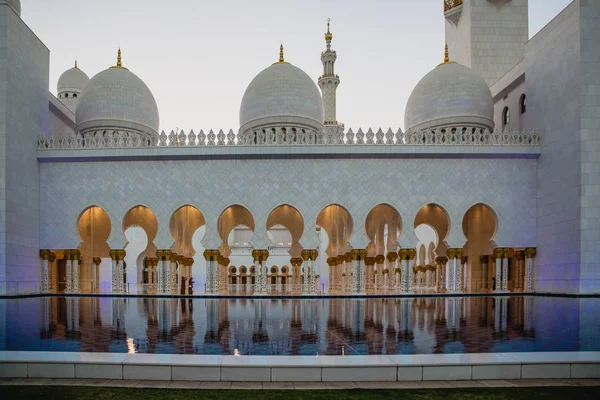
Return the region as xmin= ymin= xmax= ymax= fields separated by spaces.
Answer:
xmin=240 ymin=62 xmax=324 ymax=134
xmin=1 ymin=0 xmax=20 ymax=16
xmin=58 ymin=66 xmax=90 ymax=93
xmin=404 ymin=62 xmax=494 ymax=131
xmin=76 ymin=66 xmax=159 ymax=135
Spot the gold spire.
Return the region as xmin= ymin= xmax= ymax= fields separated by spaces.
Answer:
xmin=111 ymin=47 xmax=129 ymax=70
xmin=325 ymin=18 xmax=333 ymax=41
xmin=437 ymin=43 xmax=456 ymax=67
xmin=75 ymin=60 xmax=78 ymax=69
xmin=279 ymin=43 xmax=285 ymax=63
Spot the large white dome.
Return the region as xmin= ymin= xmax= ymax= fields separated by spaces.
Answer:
xmin=76 ymin=66 xmax=159 ymax=135
xmin=240 ymin=62 xmax=324 ymax=134
xmin=1 ymin=0 xmax=20 ymax=16
xmin=58 ymin=66 xmax=90 ymax=93
xmin=404 ymin=62 xmax=494 ymax=131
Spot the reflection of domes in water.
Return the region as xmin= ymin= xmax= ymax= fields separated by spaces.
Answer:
xmin=405 ymin=49 xmax=494 ymax=131
xmin=240 ymin=45 xmax=324 ymax=134
xmin=76 ymin=50 xmax=159 ymax=136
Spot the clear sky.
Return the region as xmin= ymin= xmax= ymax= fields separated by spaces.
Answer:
xmin=22 ymin=0 xmax=572 ymax=132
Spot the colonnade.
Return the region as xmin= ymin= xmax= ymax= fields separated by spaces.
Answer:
xmin=38 ymin=246 xmax=537 ymax=295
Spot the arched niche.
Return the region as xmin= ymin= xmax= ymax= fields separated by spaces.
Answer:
xmin=316 ymin=204 xmax=353 ymax=257
xmin=77 ymin=206 xmax=111 ymax=292
xmin=267 ymin=204 xmax=304 ymax=257
xmin=78 ymin=206 xmax=111 ymax=258
xmin=169 ymin=205 xmax=206 ymax=257
xmin=218 ymin=205 xmax=255 ymax=257
xmin=462 ymin=203 xmax=498 ymax=291
xmin=414 ymin=203 xmax=450 ymax=257
xmin=414 ymin=223 xmax=439 ymax=266
xmin=122 ymin=205 xmax=159 ymax=289
xmin=365 ymin=203 xmax=402 ymax=255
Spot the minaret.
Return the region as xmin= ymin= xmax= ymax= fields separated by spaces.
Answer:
xmin=318 ymin=19 xmax=341 ymax=126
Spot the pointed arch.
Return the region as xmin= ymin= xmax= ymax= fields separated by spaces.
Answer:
xmin=414 ymin=203 xmax=450 ymax=257
xmin=169 ymin=205 xmax=206 ymax=257
xmin=316 ymin=204 xmax=354 ymax=257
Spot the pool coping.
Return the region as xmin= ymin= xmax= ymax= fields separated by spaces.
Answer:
xmin=1 ymin=351 xmax=599 ymax=382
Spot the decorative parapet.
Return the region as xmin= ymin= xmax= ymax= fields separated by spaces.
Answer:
xmin=38 ymin=126 xmax=540 ymax=151
xmin=444 ymin=0 xmax=463 ymax=12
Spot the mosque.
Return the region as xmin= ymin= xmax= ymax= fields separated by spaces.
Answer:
xmin=0 ymin=0 xmax=598 ymax=297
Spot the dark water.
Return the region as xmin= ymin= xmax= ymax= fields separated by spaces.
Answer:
xmin=0 ymin=296 xmax=598 ymax=355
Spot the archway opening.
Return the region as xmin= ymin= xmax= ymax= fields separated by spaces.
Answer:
xmin=77 ymin=206 xmax=111 ymax=293
xmin=317 ymin=204 xmax=353 ymax=291
xmin=462 ymin=203 xmax=497 ymax=292
xmin=122 ymin=205 xmax=158 ymax=292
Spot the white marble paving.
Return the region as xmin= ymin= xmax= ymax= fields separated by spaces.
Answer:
xmin=521 ymin=364 xmax=571 ymax=379
xmin=422 ymin=366 xmax=472 ymax=381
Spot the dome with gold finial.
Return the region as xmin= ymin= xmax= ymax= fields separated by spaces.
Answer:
xmin=404 ymin=44 xmax=494 ymax=131
xmin=57 ymin=61 xmax=90 ymax=114
xmin=1 ymin=0 xmax=21 ymax=16
xmin=76 ymin=49 xmax=160 ymax=136
xmin=239 ymin=44 xmax=324 ymax=135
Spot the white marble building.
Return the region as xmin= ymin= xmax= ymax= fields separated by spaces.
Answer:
xmin=0 ymin=0 xmax=598 ymax=296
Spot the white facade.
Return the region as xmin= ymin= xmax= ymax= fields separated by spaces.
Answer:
xmin=0 ymin=1 xmax=599 ymax=295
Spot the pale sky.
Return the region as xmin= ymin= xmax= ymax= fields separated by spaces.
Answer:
xmin=22 ymin=0 xmax=572 ymax=132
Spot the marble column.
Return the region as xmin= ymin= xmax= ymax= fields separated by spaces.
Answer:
xmin=93 ymin=257 xmax=101 ymax=293
xmin=399 ymin=249 xmax=408 ymax=293
xmin=64 ymin=250 xmax=73 ymax=292
xmin=336 ymin=255 xmax=345 ymax=293
xmin=375 ymin=254 xmax=385 ymax=291
xmin=502 ymin=248 xmax=511 ymax=292
xmin=327 ymin=257 xmax=336 ymax=293
xmin=109 ymin=250 xmax=118 ymax=293
xmin=435 ymin=256 xmax=448 ymax=293
xmin=251 ymin=250 xmax=261 ymax=294
xmin=204 ymin=250 xmax=219 ymax=294
xmin=493 ymin=248 xmax=503 ymax=293
xmin=358 ymin=249 xmax=367 ymax=293
xmin=72 ymin=250 xmax=81 ymax=293
xmin=455 ymin=250 xmax=464 ymax=293
xmin=386 ymin=252 xmax=398 ymax=291
xmin=480 ymin=255 xmax=489 ymax=292
xmin=365 ymin=257 xmax=375 ymax=293
xmin=169 ymin=253 xmax=178 ymax=294
xmin=40 ymin=250 xmax=50 ymax=292
xmin=524 ymin=247 xmax=536 ymax=292
xmin=220 ymin=256 xmax=231 ymax=293
xmin=446 ymin=249 xmax=456 ymax=292
xmin=514 ymin=250 xmax=525 ymax=292
xmin=48 ymin=253 xmax=56 ymax=292
xmin=345 ymin=252 xmax=353 ymax=293
xmin=116 ymin=249 xmax=126 ymax=293
xmin=407 ymin=249 xmax=416 ymax=293
xmin=301 ymin=249 xmax=312 ymax=295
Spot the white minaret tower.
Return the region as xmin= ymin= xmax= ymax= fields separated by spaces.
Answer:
xmin=318 ymin=19 xmax=341 ymax=126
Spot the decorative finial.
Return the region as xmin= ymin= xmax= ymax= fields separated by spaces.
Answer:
xmin=279 ymin=43 xmax=285 ymax=63
xmin=325 ymin=18 xmax=333 ymax=41
xmin=117 ymin=48 xmax=123 ymax=68
xmin=75 ymin=60 xmax=78 ymax=69
xmin=444 ymin=44 xmax=450 ymax=63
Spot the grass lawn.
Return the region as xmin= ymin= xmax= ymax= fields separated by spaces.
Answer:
xmin=0 ymin=386 xmax=599 ymax=399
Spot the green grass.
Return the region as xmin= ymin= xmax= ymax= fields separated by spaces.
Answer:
xmin=0 ymin=386 xmax=599 ymax=400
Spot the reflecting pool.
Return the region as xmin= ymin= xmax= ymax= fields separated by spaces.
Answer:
xmin=1 ymin=296 xmax=598 ymax=355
